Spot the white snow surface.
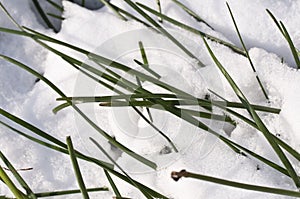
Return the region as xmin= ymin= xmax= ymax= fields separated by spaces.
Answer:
xmin=1 ymin=0 xmax=300 ymax=198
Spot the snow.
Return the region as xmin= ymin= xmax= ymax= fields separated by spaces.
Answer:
xmin=1 ymin=0 xmax=300 ymax=198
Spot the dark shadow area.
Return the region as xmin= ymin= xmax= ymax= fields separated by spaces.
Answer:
xmin=30 ymin=0 xmax=105 ymax=32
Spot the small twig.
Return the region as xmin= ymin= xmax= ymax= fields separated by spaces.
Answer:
xmin=171 ymin=169 xmax=188 ymax=181
xmin=2 ymin=166 xmax=33 ymax=172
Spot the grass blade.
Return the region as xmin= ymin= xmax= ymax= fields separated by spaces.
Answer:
xmin=104 ymin=170 xmax=122 ymax=198
xmin=266 ymin=9 xmax=284 ymax=36
xmin=0 ymin=120 xmax=105 ymax=166
xmin=35 ymin=187 xmax=108 ymax=197
xmin=124 ymin=0 xmax=205 ymax=67
xmin=203 ymin=37 xmax=300 ymax=188
xmin=56 ymin=94 xmax=280 ymax=114
xmin=97 ymin=0 xmax=127 ymax=21
xmin=280 ymin=22 xmax=300 ymax=68
xmin=138 ymin=41 xmax=149 ymax=67
xmin=134 ymin=59 xmax=161 ymax=79
xmin=90 ymin=138 xmax=154 ymax=199
xmin=109 ymin=3 xmax=158 ymax=33
xmin=226 ymin=3 xmax=269 ymax=100
xmin=32 ymin=0 xmax=57 ymax=32
xmin=171 ymin=0 xmax=213 ymax=29
xmin=0 ymin=2 xmax=23 ymax=30
xmin=171 ymin=170 xmax=300 ymax=197
xmin=266 ymin=10 xmax=300 ymax=69
xmin=47 ymin=13 xmax=65 ymax=20
xmin=137 ymin=41 xmax=154 ymax=122
xmin=46 ymin=0 xmax=63 ymax=12
xmin=156 ymin=0 xmax=163 ymax=23
xmin=0 ymin=108 xmax=67 ymax=149
xmin=52 ymin=102 xmax=69 ymax=114
xmin=66 ymin=136 xmax=90 ymax=199
xmin=137 ymin=2 xmax=245 ymax=56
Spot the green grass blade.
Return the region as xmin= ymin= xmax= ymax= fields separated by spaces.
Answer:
xmin=221 ymin=138 xmax=290 ymax=177
xmin=135 ymin=76 xmax=154 ymax=122
xmin=66 ymin=136 xmax=90 ymax=199
xmin=134 ymin=59 xmax=161 ymax=79
xmin=0 ymin=2 xmax=23 ymax=30
xmin=226 ymin=3 xmax=269 ymax=100
xmin=0 ymin=120 xmax=105 ymax=166
xmin=266 ymin=10 xmax=300 ymax=69
xmin=32 ymin=0 xmax=57 ymax=32
xmin=0 ymin=27 xmax=32 ymax=37
xmin=46 ymin=0 xmax=64 ymax=12
xmin=52 ymin=102 xmax=69 ymax=114
xmin=97 ymin=0 xmax=127 ymax=21
xmin=47 ymin=13 xmax=64 ymax=20
xmin=0 ymin=108 xmax=67 ymax=149
xmin=138 ymin=41 xmax=149 ymax=67
xmin=124 ymin=0 xmax=205 ymax=67
xmin=0 ymin=54 xmax=66 ymax=97
xmin=203 ymin=37 xmax=300 ymax=188
xmin=57 ymin=94 xmax=280 ymax=114
xmin=35 ymin=187 xmax=108 ymax=197
xmin=104 ymin=170 xmax=122 ymax=198
xmin=171 ymin=170 xmax=300 ymax=197
xmin=280 ymin=22 xmax=300 ymax=68
xmin=109 ymin=3 xmax=158 ymax=33
xmin=266 ymin=9 xmax=284 ymax=36
xmin=76 ymin=104 xmax=157 ymax=169
xmin=207 ymin=90 xmax=300 ymax=162
xmin=156 ymin=0 xmax=163 ymax=23
xmin=131 ymin=104 xmax=178 ymax=152
xmin=0 ymin=152 xmax=36 ymax=199
xmin=171 ymin=0 xmax=213 ymax=29
xmin=56 ymin=96 xmax=234 ymax=125
xmin=90 ymin=138 xmax=154 ymax=199
xmin=0 ymin=166 xmax=26 ymax=199
xmin=137 ymin=41 xmax=154 ymax=122
xmin=137 ymin=2 xmax=245 ymax=56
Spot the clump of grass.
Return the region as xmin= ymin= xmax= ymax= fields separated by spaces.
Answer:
xmin=0 ymin=1 xmax=300 ymax=198
xmin=136 ymin=2 xmax=245 ymax=56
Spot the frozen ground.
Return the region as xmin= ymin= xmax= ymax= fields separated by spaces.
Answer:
xmin=1 ymin=0 xmax=300 ymax=198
